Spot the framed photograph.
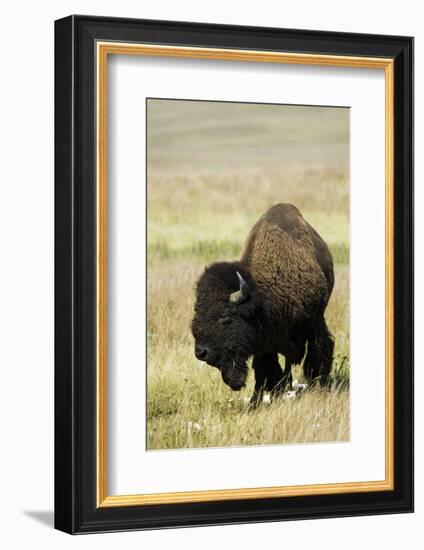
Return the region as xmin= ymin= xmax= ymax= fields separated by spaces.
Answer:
xmin=54 ymin=15 xmax=413 ymax=534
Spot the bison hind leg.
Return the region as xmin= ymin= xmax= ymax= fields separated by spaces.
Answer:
xmin=303 ymin=317 xmax=334 ymax=386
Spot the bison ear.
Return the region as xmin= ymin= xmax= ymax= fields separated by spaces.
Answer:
xmin=229 ymin=271 xmax=249 ymax=304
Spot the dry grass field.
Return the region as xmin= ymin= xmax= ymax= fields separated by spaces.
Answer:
xmin=146 ymin=99 xmax=350 ymax=450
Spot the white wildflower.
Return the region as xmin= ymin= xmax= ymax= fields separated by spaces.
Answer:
xmin=292 ymin=379 xmax=308 ymax=393
xmin=283 ymin=391 xmax=297 ymax=400
xmin=187 ymin=421 xmax=202 ymax=432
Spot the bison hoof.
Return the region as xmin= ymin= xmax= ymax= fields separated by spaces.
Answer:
xmin=247 ymin=393 xmax=273 ymax=410
xmin=247 ymin=395 xmax=263 ymax=411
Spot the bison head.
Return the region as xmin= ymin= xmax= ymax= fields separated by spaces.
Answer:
xmin=191 ymin=262 xmax=262 ymax=391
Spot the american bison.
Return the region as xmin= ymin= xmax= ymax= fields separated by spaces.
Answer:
xmin=191 ymin=203 xmax=334 ymax=406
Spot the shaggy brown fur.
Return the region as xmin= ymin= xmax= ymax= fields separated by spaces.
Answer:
xmin=191 ymin=204 xmax=334 ymax=406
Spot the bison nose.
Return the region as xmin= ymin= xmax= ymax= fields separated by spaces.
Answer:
xmin=195 ymin=344 xmax=210 ymax=361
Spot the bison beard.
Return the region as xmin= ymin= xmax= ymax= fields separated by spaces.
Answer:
xmin=191 ymin=203 xmax=335 ymax=406
xmin=221 ymin=361 xmax=249 ymax=391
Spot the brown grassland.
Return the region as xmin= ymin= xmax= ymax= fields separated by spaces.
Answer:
xmin=146 ymin=100 xmax=350 ymax=450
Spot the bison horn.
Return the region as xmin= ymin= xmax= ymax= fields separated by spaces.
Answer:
xmin=230 ymin=271 xmax=249 ymax=304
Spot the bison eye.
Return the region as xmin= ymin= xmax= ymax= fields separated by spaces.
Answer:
xmin=219 ymin=316 xmax=232 ymax=326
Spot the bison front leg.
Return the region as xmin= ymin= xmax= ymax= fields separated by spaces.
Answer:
xmin=249 ymin=353 xmax=286 ymax=408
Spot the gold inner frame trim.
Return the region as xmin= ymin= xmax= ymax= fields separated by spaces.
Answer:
xmin=96 ymin=41 xmax=395 ymax=508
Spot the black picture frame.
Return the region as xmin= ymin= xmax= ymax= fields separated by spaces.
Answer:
xmin=55 ymin=14 xmax=414 ymax=534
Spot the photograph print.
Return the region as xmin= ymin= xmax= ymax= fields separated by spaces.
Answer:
xmin=147 ymin=98 xmax=349 ymax=451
